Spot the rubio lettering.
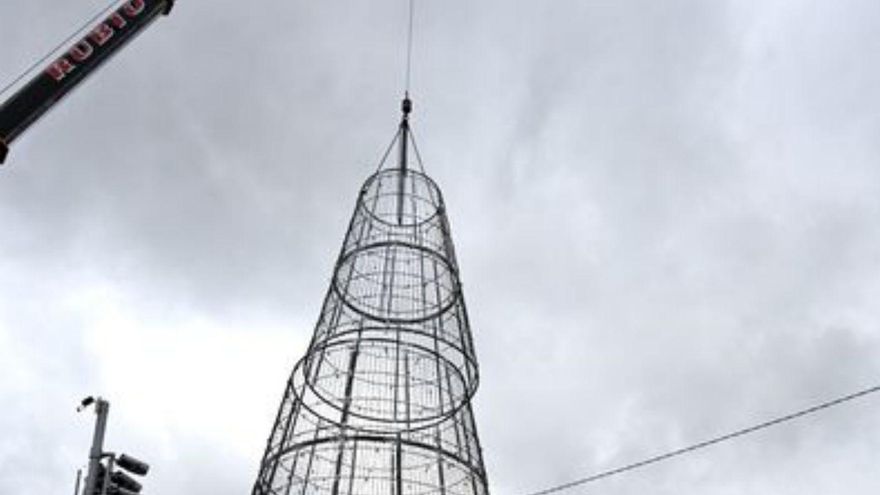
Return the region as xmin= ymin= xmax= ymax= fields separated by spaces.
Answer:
xmin=45 ymin=0 xmax=149 ymax=82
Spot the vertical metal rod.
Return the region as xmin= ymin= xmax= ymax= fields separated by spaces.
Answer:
xmin=299 ymin=418 xmax=323 ymax=495
xmin=331 ymin=327 xmax=363 ymax=495
xmin=404 ymin=352 xmax=412 ymax=429
xmin=397 ymin=97 xmax=412 ymax=225
xmin=346 ymin=439 xmax=358 ymax=495
xmin=282 ymin=453 xmax=298 ymax=495
xmin=435 ymin=428 xmax=447 ymax=495
xmin=73 ymin=469 xmax=82 ymax=495
xmin=389 ymin=442 xmax=396 ymax=495
xmin=83 ymin=398 xmax=109 ymax=495
xmin=387 ymin=245 xmax=401 ymax=423
xmin=103 ymin=455 xmax=116 ymax=495
xmin=281 ymin=400 xmax=305 ymax=495
xmin=395 ymin=434 xmax=404 ymax=495
xmin=348 ymin=437 xmax=357 ymax=495
xmin=443 ymin=368 xmax=463 ymax=455
xmin=393 ymin=327 xmax=401 ymax=422
xmin=279 ymin=387 xmax=307 ymax=495
xmin=463 ymin=405 xmax=482 ymax=495
xmin=468 ymin=401 xmax=490 ymax=492
xmin=260 ymin=379 xmax=299 ymax=493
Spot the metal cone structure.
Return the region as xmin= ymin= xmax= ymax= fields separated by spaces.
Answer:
xmin=252 ymin=98 xmax=490 ymax=495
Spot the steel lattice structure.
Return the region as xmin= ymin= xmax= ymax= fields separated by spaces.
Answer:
xmin=252 ymin=99 xmax=490 ymax=495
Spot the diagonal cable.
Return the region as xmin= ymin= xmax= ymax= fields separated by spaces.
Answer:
xmin=0 ymin=0 xmax=122 ymax=99
xmin=522 ymin=383 xmax=880 ymax=495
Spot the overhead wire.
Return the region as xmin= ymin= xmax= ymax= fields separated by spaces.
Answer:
xmin=521 ymin=383 xmax=880 ymax=495
xmin=0 ymin=0 xmax=123 ymax=100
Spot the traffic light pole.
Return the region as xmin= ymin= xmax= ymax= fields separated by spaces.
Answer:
xmin=74 ymin=469 xmax=82 ymax=495
xmin=83 ymin=398 xmax=109 ymax=495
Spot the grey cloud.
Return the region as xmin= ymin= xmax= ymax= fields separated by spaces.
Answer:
xmin=2 ymin=0 xmax=880 ymax=494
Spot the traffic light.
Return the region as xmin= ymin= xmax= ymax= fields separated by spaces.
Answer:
xmin=109 ymin=470 xmax=142 ymax=494
xmin=105 ymin=453 xmax=149 ymax=494
xmin=117 ymin=454 xmax=149 ymax=476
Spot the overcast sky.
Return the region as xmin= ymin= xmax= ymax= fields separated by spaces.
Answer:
xmin=1 ymin=0 xmax=879 ymax=493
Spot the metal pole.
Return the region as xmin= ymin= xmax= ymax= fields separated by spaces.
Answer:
xmin=396 ymin=95 xmax=412 ymax=225
xmin=74 ymin=469 xmax=82 ymax=495
xmin=83 ymin=398 xmax=109 ymax=495
xmin=103 ymin=455 xmax=116 ymax=495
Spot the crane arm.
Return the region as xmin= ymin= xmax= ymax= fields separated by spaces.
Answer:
xmin=0 ymin=0 xmax=174 ymax=164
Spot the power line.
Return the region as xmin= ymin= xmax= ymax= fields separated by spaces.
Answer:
xmin=522 ymin=383 xmax=880 ymax=495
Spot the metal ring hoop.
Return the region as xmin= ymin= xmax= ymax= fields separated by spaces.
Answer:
xmin=332 ymin=240 xmax=461 ymax=325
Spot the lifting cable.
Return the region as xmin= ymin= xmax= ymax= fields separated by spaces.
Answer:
xmin=0 ymin=0 xmax=122 ymax=100
xmin=404 ymin=0 xmax=416 ymax=96
xmin=521 ymin=383 xmax=880 ymax=495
